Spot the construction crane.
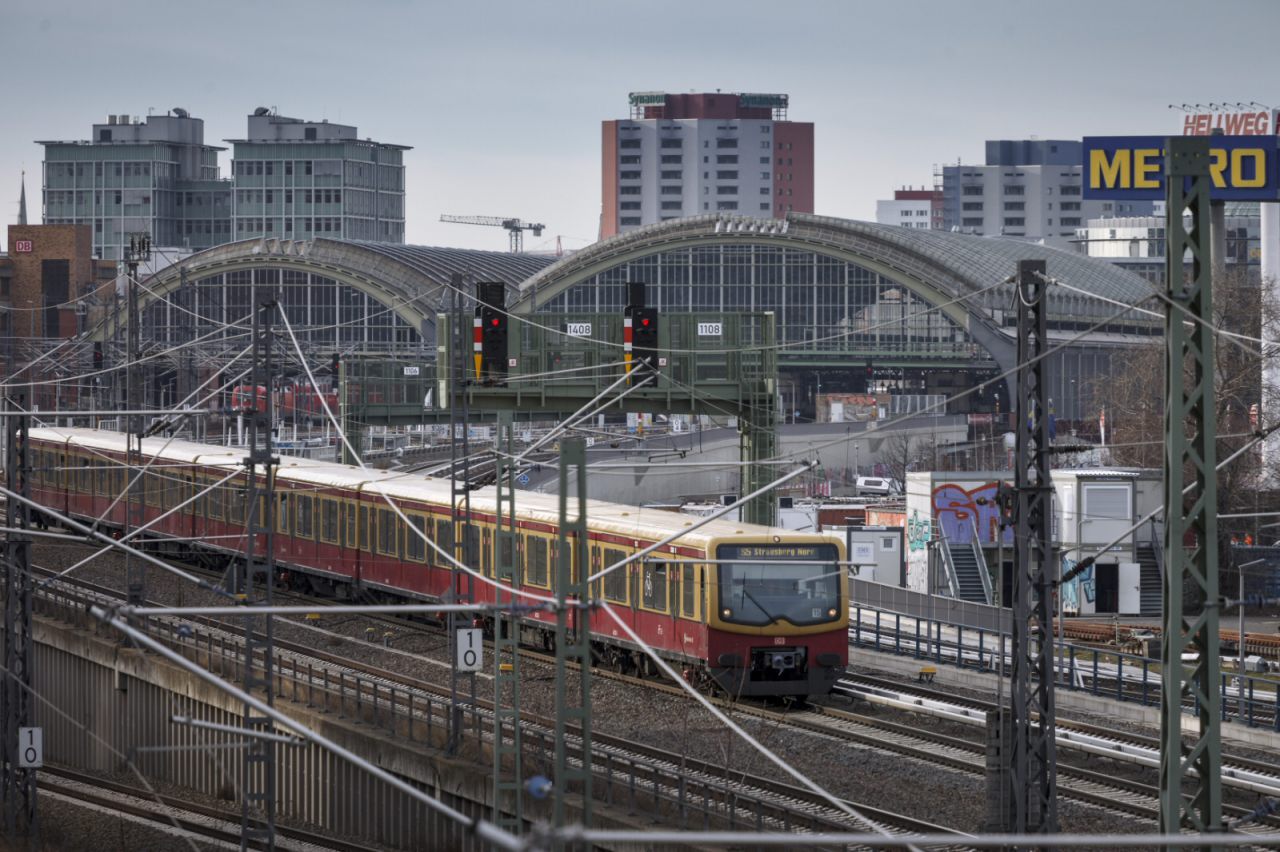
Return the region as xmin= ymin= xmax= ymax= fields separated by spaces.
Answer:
xmin=440 ymin=214 xmax=545 ymax=253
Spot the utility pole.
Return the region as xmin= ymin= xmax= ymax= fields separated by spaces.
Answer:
xmin=1009 ymin=258 xmax=1057 ymax=835
xmin=240 ymin=291 xmax=279 ymax=850
xmin=124 ymin=234 xmax=150 ymax=607
xmin=2 ymin=395 xmax=36 ymax=846
xmin=1159 ymin=135 xmax=1222 ymax=840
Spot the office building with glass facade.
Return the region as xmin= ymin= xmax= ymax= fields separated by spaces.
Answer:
xmin=226 ymin=111 xmax=408 ymax=243
xmin=38 ymin=111 xmax=231 ymax=260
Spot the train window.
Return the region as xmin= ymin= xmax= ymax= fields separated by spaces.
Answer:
xmin=229 ymin=487 xmax=245 ymax=525
xmin=526 ymin=536 xmax=549 ymax=587
xmin=434 ymin=519 xmax=454 ymax=566
xmin=406 ymin=515 xmax=426 ymax=562
xmin=208 ymin=483 xmax=224 ymax=520
xmin=321 ymin=499 xmax=339 ymax=543
xmin=97 ymin=463 xmax=109 ymax=496
xmin=464 ymin=524 xmax=480 ymax=570
xmin=377 ymin=508 xmax=396 ymax=555
xmin=496 ymin=533 xmax=516 ymax=580
xmin=482 ymin=527 xmax=493 ymax=576
xmin=682 ymin=564 xmax=696 ymax=617
xmin=602 ymin=548 xmax=628 ymax=602
xmin=343 ymin=502 xmax=355 ymax=548
xmin=590 ymin=546 xmax=603 ymax=601
xmin=359 ymin=505 xmax=370 ymax=551
xmin=642 ymin=563 xmax=668 ymax=611
xmin=277 ymin=493 xmax=289 ymax=533
xmin=296 ymin=495 xmax=314 ymax=538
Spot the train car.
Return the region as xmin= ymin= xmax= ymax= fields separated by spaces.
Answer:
xmin=27 ymin=427 xmax=848 ymax=698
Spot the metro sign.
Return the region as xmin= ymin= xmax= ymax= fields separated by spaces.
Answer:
xmin=1083 ymin=135 xmax=1280 ymax=200
xmin=14 ymin=240 xmax=32 ymax=253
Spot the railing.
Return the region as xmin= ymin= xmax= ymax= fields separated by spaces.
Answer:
xmin=934 ymin=533 xmax=960 ymax=600
xmin=31 ymin=584 xmax=856 ymax=832
xmin=849 ymin=603 xmax=1280 ymax=732
xmin=968 ymin=514 xmax=994 ymax=606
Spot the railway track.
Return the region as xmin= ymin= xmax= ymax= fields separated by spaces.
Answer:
xmin=40 ymin=765 xmax=371 ymax=851
xmin=30 ymin=565 xmax=967 ymax=847
xmin=834 ymin=674 xmax=1280 ymax=841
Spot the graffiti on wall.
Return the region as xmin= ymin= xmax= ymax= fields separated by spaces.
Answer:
xmin=930 ymin=482 xmax=1014 ymax=547
xmin=1059 ymin=556 xmax=1096 ymax=612
xmin=907 ymin=509 xmax=932 ymax=552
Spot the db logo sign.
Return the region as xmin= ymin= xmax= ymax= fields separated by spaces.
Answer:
xmin=14 ymin=240 xmax=33 ymax=253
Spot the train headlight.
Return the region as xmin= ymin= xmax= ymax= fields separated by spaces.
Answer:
xmin=722 ymin=608 xmax=732 ymax=619
xmin=827 ymin=608 xmax=838 ymax=618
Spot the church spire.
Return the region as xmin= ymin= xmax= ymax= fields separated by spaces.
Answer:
xmin=17 ymin=171 xmax=27 ymax=226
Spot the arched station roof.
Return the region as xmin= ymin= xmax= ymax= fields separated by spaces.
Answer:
xmin=515 ymin=213 xmax=1159 ymax=332
xmin=104 ymin=218 xmax=1158 ymax=355
xmin=101 ymin=236 xmax=554 ymax=339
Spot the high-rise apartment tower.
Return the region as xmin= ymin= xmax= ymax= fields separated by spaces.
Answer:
xmin=601 ymin=92 xmax=813 ymax=238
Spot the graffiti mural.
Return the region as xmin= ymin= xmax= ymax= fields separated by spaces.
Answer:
xmin=931 ymin=482 xmax=1014 ymax=546
xmin=1059 ymin=556 xmax=1096 ymax=613
xmin=907 ymin=509 xmax=932 ymax=552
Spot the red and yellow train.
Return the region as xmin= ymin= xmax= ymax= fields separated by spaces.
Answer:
xmin=27 ymin=427 xmax=849 ymax=698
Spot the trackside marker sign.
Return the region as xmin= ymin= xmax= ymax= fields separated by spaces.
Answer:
xmin=1083 ymin=136 xmax=1280 ymax=201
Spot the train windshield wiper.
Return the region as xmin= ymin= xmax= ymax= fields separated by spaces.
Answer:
xmin=740 ymin=586 xmax=774 ymax=621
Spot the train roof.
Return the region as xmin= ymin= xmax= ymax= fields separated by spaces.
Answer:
xmin=29 ymin=427 xmax=841 ymax=549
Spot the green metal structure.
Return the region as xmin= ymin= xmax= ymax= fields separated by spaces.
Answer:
xmin=553 ymin=439 xmax=592 ymax=836
xmin=341 ymin=311 xmax=780 ymax=525
xmin=492 ymin=413 xmax=523 ymax=831
xmin=1159 ymin=135 xmax=1222 ymax=838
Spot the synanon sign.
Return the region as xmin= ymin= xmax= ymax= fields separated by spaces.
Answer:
xmin=1083 ymin=136 xmax=1280 ymax=200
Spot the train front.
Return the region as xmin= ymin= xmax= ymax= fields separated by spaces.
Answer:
xmin=705 ymin=539 xmax=848 ymax=698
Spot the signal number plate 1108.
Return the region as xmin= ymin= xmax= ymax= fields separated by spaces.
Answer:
xmin=697 ymin=322 xmax=723 ymax=337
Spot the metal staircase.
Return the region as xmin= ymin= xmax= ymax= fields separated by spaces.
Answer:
xmin=937 ymin=524 xmax=993 ymax=606
xmin=1136 ymin=525 xmax=1163 ymax=616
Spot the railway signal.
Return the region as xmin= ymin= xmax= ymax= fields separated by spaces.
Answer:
xmin=475 ymin=282 xmax=509 ymax=385
xmin=623 ymin=281 xmax=658 ymax=375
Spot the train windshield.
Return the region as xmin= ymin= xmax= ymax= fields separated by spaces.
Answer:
xmin=715 ymin=543 xmax=841 ymax=627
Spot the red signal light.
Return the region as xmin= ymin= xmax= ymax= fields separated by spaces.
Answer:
xmin=491 ymin=318 xmax=500 ymax=327
xmin=641 ymin=318 xmax=650 ymax=326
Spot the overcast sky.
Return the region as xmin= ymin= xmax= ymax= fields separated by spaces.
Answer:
xmin=3 ymin=0 xmax=1277 ymax=254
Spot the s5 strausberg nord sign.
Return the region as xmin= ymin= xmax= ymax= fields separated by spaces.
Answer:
xmin=1083 ymin=136 xmax=1280 ymax=201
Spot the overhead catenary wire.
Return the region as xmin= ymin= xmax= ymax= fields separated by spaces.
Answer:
xmin=90 ymin=607 xmax=523 ymax=851
xmin=273 ymin=308 xmax=921 ymax=850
